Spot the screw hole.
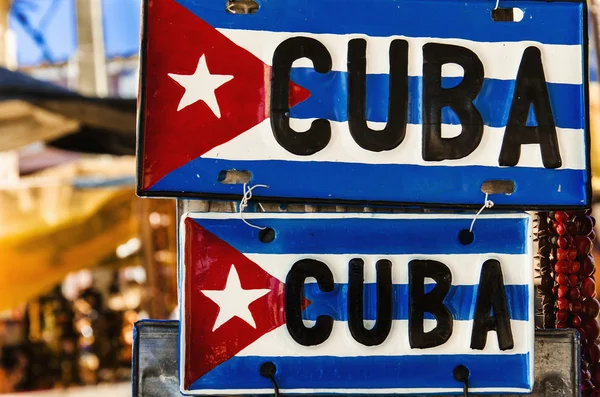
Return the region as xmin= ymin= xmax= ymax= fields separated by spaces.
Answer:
xmin=260 ymin=362 xmax=277 ymax=378
xmin=453 ymin=364 xmax=470 ymax=382
xmin=481 ymin=180 xmax=515 ymax=195
xmin=259 ymin=227 xmax=276 ymax=243
xmin=226 ymin=0 xmax=259 ymax=14
xmin=218 ymin=169 xmax=252 ymax=184
xmin=458 ymin=229 xmax=474 ymax=245
xmin=491 ymin=7 xmax=524 ymax=22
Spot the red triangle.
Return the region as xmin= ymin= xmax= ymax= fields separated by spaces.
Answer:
xmin=183 ymin=218 xmax=287 ymax=389
xmin=141 ymin=0 xmax=310 ymax=190
xmin=289 ymin=81 xmax=311 ymax=111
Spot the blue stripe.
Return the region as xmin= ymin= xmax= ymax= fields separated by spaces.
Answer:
xmin=303 ymin=284 xmax=529 ymax=321
xmin=177 ymin=0 xmax=583 ymax=45
xmin=192 ymin=217 xmax=528 ymax=255
xmin=290 ymin=70 xmax=585 ymax=130
xmin=189 ymin=354 xmax=531 ymax=391
xmin=151 ymin=158 xmax=589 ymax=207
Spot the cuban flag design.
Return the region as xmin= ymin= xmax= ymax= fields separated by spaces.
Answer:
xmin=138 ymin=0 xmax=589 ymax=208
xmin=180 ymin=212 xmax=534 ymax=395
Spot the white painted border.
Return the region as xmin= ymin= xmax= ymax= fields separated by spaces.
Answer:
xmin=179 ymin=214 xmax=187 ymax=395
xmin=183 ymin=212 xmax=530 ymax=220
xmin=181 ymin=386 xmax=531 ymax=395
xmin=527 ymin=212 xmax=535 ymax=391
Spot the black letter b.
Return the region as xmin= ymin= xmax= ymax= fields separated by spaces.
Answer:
xmin=409 ymin=260 xmax=453 ymax=348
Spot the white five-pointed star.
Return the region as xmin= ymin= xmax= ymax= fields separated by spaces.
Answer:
xmin=168 ymin=54 xmax=233 ymax=117
xmin=201 ymin=265 xmax=270 ymax=331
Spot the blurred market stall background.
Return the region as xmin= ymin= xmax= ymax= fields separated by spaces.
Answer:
xmin=0 ymin=1 xmax=175 ymax=394
xmin=0 ymin=0 xmax=598 ymax=395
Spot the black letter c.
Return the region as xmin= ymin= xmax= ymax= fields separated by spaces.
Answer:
xmin=285 ymin=259 xmax=334 ymax=346
xmin=271 ymin=37 xmax=332 ymax=156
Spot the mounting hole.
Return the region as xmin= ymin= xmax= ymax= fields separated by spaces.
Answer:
xmin=260 ymin=362 xmax=277 ymax=378
xmin=491 ymin=7 xmax=524 ymax=22
xmin=226 ymin=0 xmax=259 ymax=14
xmin=481 ymin=180 xmax=515 ymax=195
xmin=458 ymin=229 xmax=474 ymax=245
xmin=259 ymin=227 xmax=276 ymax=243
xmin=453 ymin=364 xmax=470 ymax=382
xmin=218 ymin=169 xmax=252 ymax=185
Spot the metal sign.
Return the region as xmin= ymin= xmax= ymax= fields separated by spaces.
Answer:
xmin=133 ymin=321 xmax=580 ymax=397
xmin=179 ymin=212 xmax=534 ymax=395
xmin=137 ymin=0 xmax=590 ymax=209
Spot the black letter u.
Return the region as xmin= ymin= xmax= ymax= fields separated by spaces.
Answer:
xmin=347 ymin=39 xmax=409 ymax=152
xmin=348 ymin=258 xmax=393 ymax=346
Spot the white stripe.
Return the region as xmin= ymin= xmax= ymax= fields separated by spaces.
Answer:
xmin=183 ymin=387 xmax=530 ymax=395
xmin=245 ymin=253 xmax=532 ymax=285
xmin=183 ymin=212 xmax=530 ymax=220
xmin=203 ymin=120 xmax=586 ymax=170
xmin=237 ymin=320 xmax=532 ymax=357
xmin=220 ymin=29 xmax=582 ymax=84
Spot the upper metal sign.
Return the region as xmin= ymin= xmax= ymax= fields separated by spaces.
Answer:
xmin=137 ymin=0 xmax=590 ymax=209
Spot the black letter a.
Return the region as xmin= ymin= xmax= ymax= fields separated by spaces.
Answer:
xmin=499 ymin=46 xmax=561 ymax=169
xmin=471 ymin=259 xmax=514 ymax=350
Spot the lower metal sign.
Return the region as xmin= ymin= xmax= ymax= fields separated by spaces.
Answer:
xmin=180 ymin=212 xmax=534 ymax=395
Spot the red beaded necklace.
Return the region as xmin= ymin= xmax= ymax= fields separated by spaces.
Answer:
xmin=538 ymin=211 xmax=598 ymax=395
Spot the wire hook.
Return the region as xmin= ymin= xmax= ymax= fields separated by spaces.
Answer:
xmin=240 ymin=183 xmax=269 ymax=230
xmin=453 ymin=365 xmax=470 ymax=397
xmin=260 ymin=362 xmax=280 ymax=397
xmin=469 ymin=192 xmax=494 ymax=233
